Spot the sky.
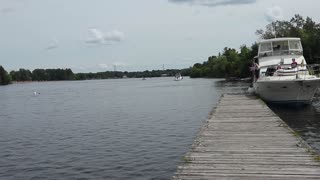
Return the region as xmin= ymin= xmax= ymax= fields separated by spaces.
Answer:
xmin=0 ymin=0 xmax=319 ymax=72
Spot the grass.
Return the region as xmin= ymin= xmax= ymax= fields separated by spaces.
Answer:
xmin=182 ymin=156 xmax=192 ymax=163
xmin=292 ymin=131 xmax=300 ymax=137
xmin=314 ymin=155 xmax=320 ymax=161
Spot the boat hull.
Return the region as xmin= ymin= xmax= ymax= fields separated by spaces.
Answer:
xmin=254 ymin=79 xmax=320 ymax=104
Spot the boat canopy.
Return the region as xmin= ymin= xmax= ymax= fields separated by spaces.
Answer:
xmin=258 ymin=38 xmax=302 ymax=57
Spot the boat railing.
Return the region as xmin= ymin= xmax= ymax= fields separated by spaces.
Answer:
xmin=307 ymin=64 xmax=320 ymax=77
xmin=259 ymin=63 xmax=305 ymax=70
xmin=260 ymin=64 xmax=316 ymax=80
xmin=260 ymin=63 xmax=320 ymax=81
xmin=259 ymin=50 xmax=303 ymax=58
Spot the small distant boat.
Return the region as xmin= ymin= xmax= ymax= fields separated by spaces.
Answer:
xmin=174 ymin=73 xmax=183 ymax=81
xmin=33 ymin=91 xmax=40 ymax=96
xmin=142 ymin=77 xmax=146 ymax=80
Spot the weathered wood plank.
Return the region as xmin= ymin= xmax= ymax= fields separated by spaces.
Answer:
xmin=173 ymin=94 xmax=320 ymax=180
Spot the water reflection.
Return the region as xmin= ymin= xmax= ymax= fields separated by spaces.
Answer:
xmin=268 ymin=98 xmax=320 ymax=153
xmin=214 ymin=80 xmax=251 ymax=94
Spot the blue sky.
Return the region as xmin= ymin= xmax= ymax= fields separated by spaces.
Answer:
xmin=0 ymin=0 xmax=319 ymax=72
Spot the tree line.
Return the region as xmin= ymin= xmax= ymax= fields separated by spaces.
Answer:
xmin=190 ymin=14 xmax=320 ymax=78
xmin=0 ymin=66 xmax=191 ymax=85
xmin=75 ymin=68 xmax=190 ymax=80
xmin=190 ymin=45 xmax=258 ymax=78
xmin=0 ymin=66 xmax=11 ymax=85
xmin=9 ymin=68 xmax=75 ymax=81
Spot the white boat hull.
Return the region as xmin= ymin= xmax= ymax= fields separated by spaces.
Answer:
xmin=254 ymin=78 xmax=320 ymax=104
xmin=174 ymin=77 xmax=183 ymax=81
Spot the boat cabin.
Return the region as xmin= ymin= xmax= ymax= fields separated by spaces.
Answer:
xmin=255 ymin=38 xmax=310 ymax=78
xmin=258 ymin=38 xmax=303 ymax=58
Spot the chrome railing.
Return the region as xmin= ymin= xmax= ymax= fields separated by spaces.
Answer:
xmin=307 ymin=64 xmax=320 ymax=77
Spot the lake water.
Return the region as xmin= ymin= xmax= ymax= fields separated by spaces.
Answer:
xmin=0 ymin=77 xmax=319 ymax=180
xmin=268 ymin=98 xmax=320 ymax=153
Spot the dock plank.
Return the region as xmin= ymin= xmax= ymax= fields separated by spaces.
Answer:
xmin=173 ymin=94 xmax=320 ymax=180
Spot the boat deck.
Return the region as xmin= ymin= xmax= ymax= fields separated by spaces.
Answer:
xmin=173 ymin=94 xmax=320 ymax=180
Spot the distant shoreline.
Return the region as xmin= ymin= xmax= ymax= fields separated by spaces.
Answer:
xmin=7 ymin=76 xmax=193 ymax=84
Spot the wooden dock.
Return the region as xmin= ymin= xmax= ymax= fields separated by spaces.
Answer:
xmin=173 ymin=94 xmax=320 ymax=180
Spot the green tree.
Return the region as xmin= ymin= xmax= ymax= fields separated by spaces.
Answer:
xmin=190 ymin=67 xmax=203 ymax=78
xmin=0 ymin=66 xmax=11 ymax=85
xmin=32 ymin=69 xmax=49 ymax=81
xmin=10 ymin=69 xmax=32 ymax=81
xmin=189 ymin=43 xmax=258 ymax=79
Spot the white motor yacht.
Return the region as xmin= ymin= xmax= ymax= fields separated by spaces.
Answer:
xmin=253 ymin=37 xmax=320 ymax=104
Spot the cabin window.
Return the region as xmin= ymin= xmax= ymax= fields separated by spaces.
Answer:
xmin=259 ymin=42 xmax=272 ymax=56
xmin=272 ymin=41 xmax=289 ymax=56
xmin=260 ymin=42 xmax=272 ymax=52
xmin=259 ymin=39 xmax=303 ymax=57
xmin=289 ymin=40 xmax=302 ymax=50
xmin=289 ymin=40 xmax=303 ymax=55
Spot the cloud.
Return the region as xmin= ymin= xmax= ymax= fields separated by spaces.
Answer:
xmin=1 ymin=0 xmax=28 ymax=15
xmin=97 ymin=62 xmax=129 ymax=70
xmin=45 ymin=39 xmax=59 ymax=50
xmin=1 ymin=7 xmax=15 ymax=14
xmin=97 ymin=63 xmax=111 ymax=69
xmin=265 ymin=6 xmax=284 ymax=22
xmin=168 ymin=0 xmax=257 ymax=7
xmin=86 ymin=28 xmax=125 ymax=45
xmin=112 ymin=62 xmax=129 ymax=67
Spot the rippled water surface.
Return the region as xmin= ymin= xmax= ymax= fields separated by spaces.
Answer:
xmin=0 ymin=78 xmax=247 ymax=180
xmin=268 ymin=98 xmax=320 ymax=153
xmin=0 ymin=78 xmax=319 ymax=180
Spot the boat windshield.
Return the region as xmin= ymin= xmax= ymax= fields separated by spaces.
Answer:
xmin=289 ymin=40 xmax=302 ymax=52
xmin=259 ymin=39 xmax=303 ymax=57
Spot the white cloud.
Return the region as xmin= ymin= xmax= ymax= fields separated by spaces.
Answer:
xmin=97 ymin=62 xmax=129 ymax=70
xmin=45 ymin=38 xmax=59 ymax=50
xmin=0 ymin=0 xmax=28 ymax=15
xmin=265 ymin=6 xmax=284 ymax=22
xmin=168 ymin=0 xmax=257 ymax=7
xmin=97 ymin=63 xmax=110 ymax=69
xmin=71 ymin=64 xmax=112 ymax=73
xmin=1 ymin=7 xmax=14 ymax=14
xmin=86 ymin=28 xmax=125 ymax=45
xmin=112 ymin=62 xmax=129 ymax=67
